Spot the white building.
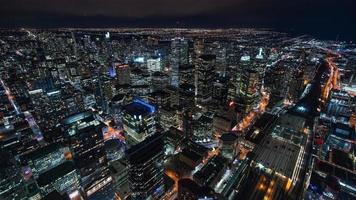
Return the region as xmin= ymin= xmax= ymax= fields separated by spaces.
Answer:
xmin=147 ymin=57 xmax=161 ymax=72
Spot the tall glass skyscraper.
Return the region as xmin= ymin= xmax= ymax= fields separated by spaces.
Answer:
xmin=63 ymin=111 xmax=111 ymax=197
xmin=122 ymin=99 xmax=165 ymax=199
xmin=126 ymin=133 xmax=165 ymax=200
xmin=170 ymin=38 xmax=189 ymax=87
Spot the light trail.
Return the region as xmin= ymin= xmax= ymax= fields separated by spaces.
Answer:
xmin=1 ymin=79 xmax=20 ymax=114
xmin=232 ymin=92 xmax=270 ymax=132
xmin=165 ymin=169 xmax=179 ymax=192
xmin=321 ymin=54 xmax=341 ymax=102
xmin=1 ymin=78 xmax=44 ymax=141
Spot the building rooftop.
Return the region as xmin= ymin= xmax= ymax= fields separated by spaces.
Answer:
xmin=180 ymin=148 xmax=203 ymax=163
xmin=220 ymin=132 xmax=238 ymax=142
xmin=254 ymin=135 xmax=301 ymax=179
xmin=193 ymin=155 xmax=227 ymax=186
xmin=123 ymin=99 xmax=155 ymax=116
xmin=37 ymin=161 xmax=76 ymax=187
xmin=125 ymin=133 xmax=163 ymax=165
xmin=20 ymin=142 xmax=61 ymax=162
xmin=199 ymin=54 xmax=216 ymax=61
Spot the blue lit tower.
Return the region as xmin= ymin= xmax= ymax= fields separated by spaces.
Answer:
xmin=122 ymin=99 xmax=165 ymax=199
xmin=122 ymin=99 xmax=156 ymax=145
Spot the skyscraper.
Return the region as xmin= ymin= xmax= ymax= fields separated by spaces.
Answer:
xmin=122 ymin=99 xmax=156 ymax=145
xmin=196 ymin=54 xmax=216 ymax=109
xmin=170 ymin=38 xmax=189 ymax=87
xmin=147 ymin=57 xmax=161 ymax=73
xmin=125 ymin=133 xmax=165 ymax=200
xmin=236 ymin=69 xmax=260 ymax=113
xmin=123 ymin=99 xmax=165 ymax=199
xmin=116 ymin=63 xmax=131 ymax=86
xmin=236 ymin=55 xmax=260 ymax=114
xmin=63 ymin=111 xmax=111 ymax=197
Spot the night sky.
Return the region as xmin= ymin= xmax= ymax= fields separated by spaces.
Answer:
xmin=0 ymin=0 xmax=355 ymax=40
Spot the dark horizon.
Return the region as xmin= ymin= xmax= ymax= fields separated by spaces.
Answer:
xmin=0 ymin=0 xmax=355 ymax=41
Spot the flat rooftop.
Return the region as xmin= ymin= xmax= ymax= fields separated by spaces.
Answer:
xmin=254 ymin=135 xmax=301 ymax=179
xmin=123 ymin=99 xmax=155 ymax=116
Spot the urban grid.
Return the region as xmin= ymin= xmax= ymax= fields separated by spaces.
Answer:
xmin=0 ymin=2 xmax=355 ymax=200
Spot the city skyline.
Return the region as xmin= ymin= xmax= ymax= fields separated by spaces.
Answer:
xmin=0 ymin=1 xmax=355 ymax=200
xmin=0 ymin=0 xmax=355 ymax=40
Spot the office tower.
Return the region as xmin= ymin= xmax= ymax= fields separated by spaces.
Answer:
xmin=179 ymin=83 xmax=195 ymax=108
xmin=130 ymin=67 xmax=150 ymax=87
xmin=164 ymin=85 xmax=180 ymax=108
xmin=147 ymin=57 xmax=161 ymax=72
xmin=108 ymin=64 xmax=117 ymax=78
xmin=148 ymin=90 xmax=170 ymax=109
xmin=179 ymin=64 xmax=195 ymax=86
xmin=123 ymin=99 xmax=165 ymax=199
xmin=236 ymin=55 xmax=260 ymax=114
xmin=151 ymin=71 xmax=170 ymax=92
xmin=196 ymin=54 xmax=216 ymax=109
xmin=236 ymin=68 xmax=259 ymax=113
xmin=63 ymin=111 xmax=111 ymax=197
xmin=213 ymin=75 xmax=229 ymax=106
xmin=170 ymin=38 xmax=189 ymax=87
xmin=122 ymin=99 xmax=156 ymax=145
xmin=116 ymin=64 xmax=131 ymax=86
xmin=125 ymin=133 xmax=165 ymax=200
xmin=193 ymin=39 xmax=204 ymax=60
xmin=219 ymin=132 xmax=238 ymax=160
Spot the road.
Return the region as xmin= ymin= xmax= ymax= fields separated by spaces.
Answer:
xmin=0 ymin=78 xmax=44 ymax=142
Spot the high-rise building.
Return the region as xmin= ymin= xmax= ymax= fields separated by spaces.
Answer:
xmin=122 ymin=99 xmax=156 ymax=145
xmin=164 ymin=86 xmax=180 ymax=108
xmin=183 ymin=110 xmax=193 ymax=139
xmin=219 ymin=132 xmax=238 ymax=160
xmin=63 ymin=111 xmax=111 ymax=197
xmin=122 ymin=99 xmax=165 ymax=199
xmin=213 ymin=75 xmax=229 ymax=106
xmin=116 ymin=64 xmax=131 ymax=86
xmin=148 ymin=90 xmax=170 ymax=109
xmin=179 ymin=83 xmax=195 ymax=108
xmin=170 ymin=38 xmax=189 ymax=87
xmin=236 ymin=55 xmax=260 ymax=114
xmin=236 ymin=69 xmax=259 ymax=111
xmin=125 ymin=133 xmax=165 ymax=200
xmin=151 ymin=71 xmax=170 ymax=92
xmin=147 ymin=57 xmax=161 ymax=72
xmin=196 ymin=54 xmax=216 ymax=109
xmin=179 ymin=64 xmax=195 ymax=86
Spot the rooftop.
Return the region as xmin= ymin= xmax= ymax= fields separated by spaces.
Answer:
xmin=37 ymin=161 xmax=76 ymax=186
